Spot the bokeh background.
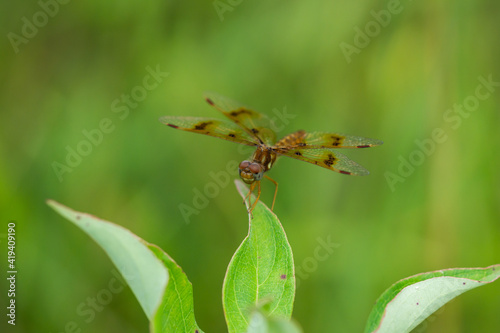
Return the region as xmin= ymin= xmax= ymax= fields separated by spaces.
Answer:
xmin=1 ymin=0 xmax=499 ymax=332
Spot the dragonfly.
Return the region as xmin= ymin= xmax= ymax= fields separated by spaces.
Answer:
xmin=160 ymin=92 xmax=383 ymax=214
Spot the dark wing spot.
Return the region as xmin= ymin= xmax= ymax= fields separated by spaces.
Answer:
xmin=339 ymin=170 xmax=352 ymax=175
xmin=416 ymin=302 xmax=419 ymax=305
xmin=357 ymin=145 xmax=370 ymax=148
xmin=230 ymin=109 xmax=252 ymax=117
xmin=251 ymin=128 xmax=259 ymax=134
xmin=298 ymin=142 xmax=307 ymax=147
xmin=323 ymin=153 xmax=337 ymax=166
xmin=294 ymin=151 xmax=302 ymax=156
xmin=76 ymin=215 xmax=81 ymax=220
xmin=331 ymin=135 xmax=344 ymax=146
xmin=228 ymin=133 xmax=236 ymax=138
xmin=205 ymin=98 xmax=214 ymax=106
xmin=194 ymin=121 xmax=212 ymax=130
xmin=167 ymin=124 xmax=179 ymax=129
xmin=281 ymin=274 xmax=286 ymax=279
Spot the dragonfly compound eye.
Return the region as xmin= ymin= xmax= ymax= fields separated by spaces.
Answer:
xmin=239 ymin=160 xmax=251 ymax=169
xmin=249 ymin=163 xmax=262 ymax=174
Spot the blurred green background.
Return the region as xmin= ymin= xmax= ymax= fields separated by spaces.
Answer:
xmin=1 ymin=0 xmax=499 ymax=332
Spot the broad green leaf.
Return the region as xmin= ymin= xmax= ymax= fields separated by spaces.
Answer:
xmin=47 ymin=200 xmax=167 ymax=318
xmin=47 ymin=200 xmax=203 ymax=333
xmin=365 ymin=265 xmax=500 ymax=333
xmin=247 ymin=310 xmax=303 ymax=333
xmin=223 ymin=180 xmax=295 ymax=333
xmin=149 ymin=245 xmax=204 ymax=333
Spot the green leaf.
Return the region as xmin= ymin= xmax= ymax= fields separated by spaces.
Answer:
xmin=223 ymin=180 xmax=296 ymax=333
xmin=365 ymin=265 xmax=500 ymax=333
xmin=149 ymin=245 xmax=204 ymax=333
xmin=246 ymin=310 xmax=303 ymax=333
xmin=47 ymin=200 xmax=203 ymax=333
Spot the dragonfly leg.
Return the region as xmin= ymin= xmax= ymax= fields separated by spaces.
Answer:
xmin=248 ymin=181 xmax=261 ymax=217
xmin=264 ymin=175 xmax=278 ymax=211
xmin=243 ymin=182 xmax=257 ymax=208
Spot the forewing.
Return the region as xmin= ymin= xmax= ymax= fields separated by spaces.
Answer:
xmin=275 ymin=130 xmax=383 ymax=149
xmin=159 ymin=116 xmax=258 ymax=146
xmin=274 ymin=147 xmax=370 ymax=175
xmin=203 ymin=92 xmax=276 ymax=146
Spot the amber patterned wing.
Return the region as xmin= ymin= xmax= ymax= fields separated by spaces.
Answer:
xmin=159 ymin=116 xmax=259 ymax=146
xmin=274 ymin=130 xmax=383 ymax=149
xmin=203 ymin=92 xmax=277 ymax=146
xmin=273 ymin=146 xmax=370 ymax=175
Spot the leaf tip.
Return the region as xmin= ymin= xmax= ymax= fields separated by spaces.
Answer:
xmin=46 ymin=199 xmax=62 ymax=211
xmin=234 ymin=179 xmax=249 ymax=200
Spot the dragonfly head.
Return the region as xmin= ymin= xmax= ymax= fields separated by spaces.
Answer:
xmin=239 ymin=160 xmax=264 ymax=184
